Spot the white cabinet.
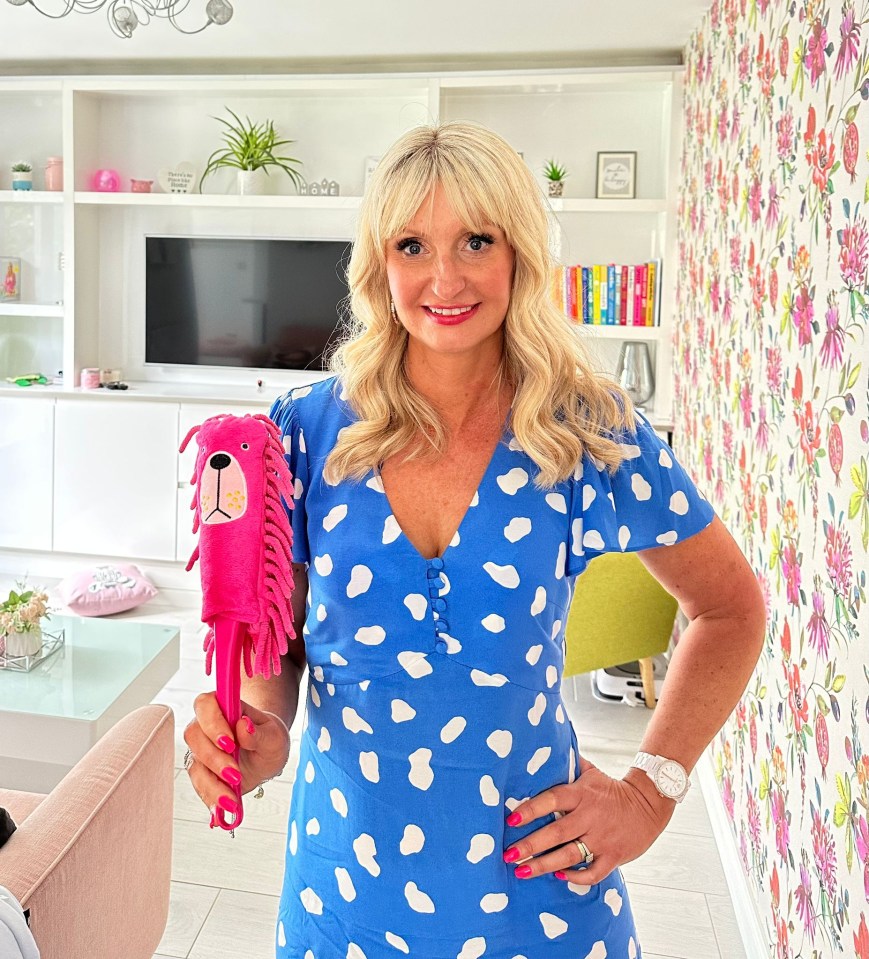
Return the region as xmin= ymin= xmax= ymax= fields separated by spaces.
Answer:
xmin=53 ymin=399 xmax=179 ymax=560
xmin=0 ymin=397 xmax=54 ymax=551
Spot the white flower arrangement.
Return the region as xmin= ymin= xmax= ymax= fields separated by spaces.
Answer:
xmin=0 ymin=581 xmax=51 ymax=636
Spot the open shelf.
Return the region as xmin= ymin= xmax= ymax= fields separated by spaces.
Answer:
xmin=0 ymin=304 xmax=64 ymax=318
xmin=73 ymin=192 xmax=362 ymax=209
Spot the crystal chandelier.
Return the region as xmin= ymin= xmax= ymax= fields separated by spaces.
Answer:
xmin=5 ymin=0 xmax=233 ymax=39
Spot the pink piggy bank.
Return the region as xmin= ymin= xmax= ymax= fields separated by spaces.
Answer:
xmin=91 ymin=168 xmax=121 ymax=192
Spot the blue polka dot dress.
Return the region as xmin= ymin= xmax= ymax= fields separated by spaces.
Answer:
xmin=268 ymin=376 xmax=715 ymax=959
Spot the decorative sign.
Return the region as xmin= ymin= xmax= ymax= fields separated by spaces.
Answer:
xmin=158 ymin=162 xmax=196 ymax=194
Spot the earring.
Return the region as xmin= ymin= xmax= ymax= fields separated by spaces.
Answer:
xmin=390 ymin=300 xmax=399 ymax=324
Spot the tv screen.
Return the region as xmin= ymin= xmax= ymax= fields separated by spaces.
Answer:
xmin=145 ymin=236 xmax=351 ymax=371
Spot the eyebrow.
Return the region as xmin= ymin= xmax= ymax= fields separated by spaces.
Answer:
xmin=399 ymin=225 xmax=495 ymax=238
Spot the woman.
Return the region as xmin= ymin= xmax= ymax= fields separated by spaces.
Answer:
xmin=184 ymin=120 xmax=766 ymax=957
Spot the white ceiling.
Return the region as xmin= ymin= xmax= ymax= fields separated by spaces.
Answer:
xmin=0 ymin=0 xmax=712 ymax=74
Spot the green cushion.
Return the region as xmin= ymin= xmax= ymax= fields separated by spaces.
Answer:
xmin=563 ymin=552 xmax=678 ymax=676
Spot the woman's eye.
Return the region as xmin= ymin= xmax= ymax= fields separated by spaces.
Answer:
xmin=398 ymin=240 xmax=423 ymax=256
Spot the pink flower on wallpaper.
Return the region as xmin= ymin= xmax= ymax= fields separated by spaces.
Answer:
xmin=730 ymin=234 xmax=742 ymax=273
xmin=793 ymin=284 xmax=815 ymax=346
xmin=766 ymin=177 xmax=781 ymax=229
xmin=777 ymin=107 xmax=795 ymax=159
xmin=767 ymin=345 xmax=783 ymax=392
xmin=772 ymin=787 xmax=791 ymax=859
xmin=711 ymin=273 xmax=721 ymax=313
xmin=824 ymin=523 xmax=853 ymax=596
xmin=812 ymin=805 xmax=838 ymax=901
xmin=795 ymin=862 xmax=817 ymax=940
xmin=856 ymin=815 xmax=868 ymax=868
xmin=782 ymin=540 xmax=802 ymax=606
xmin=807 ymin=588 xmax=831 ymax=659
xmin=724 ymin=286 xmax=734 ymax=322
xmin=808 ymin=129 xmax=836 ymax=192
xmin=749 ymin=175 xmax=763 ymax=223
xmin=839 ymin=216 xmax=869 ymax=289
xmin=722 ymin=773 xmax=735 ymax=819
xmin=756 ymin=406 xmax=771 ymax=453
xmin=730 ymin=101 xmax=741 ymax=141
xmin=718 ymin=103 xmax=729 ymax=142
xmin=834 ymin=6 xmax=861 ymax=80
xmin=797 ymin=401 xmax=822 ymax=467
xmin=740 ymin=379 xmax=754 ymax=428
xmin=747 ymin=790 xmax=762 ymax=850
xmin=788 ymin=662 xmax=809 ymax=733
xmin=723 ymin=418 xmax=734 ymax=459
xmin=820 ymin=301 xmax=845 ymax=369
xmin=739 ymin=42 xmax=751 ymax=83
xmin=807 ymin=19 xmax=829 ymax=86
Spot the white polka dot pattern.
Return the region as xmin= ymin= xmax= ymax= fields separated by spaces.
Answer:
xmin=270 ymin=378 xmax=709 ymax=956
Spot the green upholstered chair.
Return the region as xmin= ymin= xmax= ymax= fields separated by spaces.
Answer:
xmin=564 ymin=551 xmax=679 ymax=708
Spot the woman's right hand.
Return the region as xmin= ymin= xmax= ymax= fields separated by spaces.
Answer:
xmin=183 ymin=692 xmax=291 ymax=821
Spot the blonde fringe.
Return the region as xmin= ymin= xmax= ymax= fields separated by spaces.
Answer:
xmin=322 ymin=121 xmax=639 ymax=491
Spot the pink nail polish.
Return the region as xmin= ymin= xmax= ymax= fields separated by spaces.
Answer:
xmin=217 ymin=735 xmax=235 ymax=754
xmin=503 ymin=847 xmax=521 ymax=863
xmin=221 ymin=766 xmax=242 ymax=787
xmin=554 ymin=871 xmax=568 ymax=880
xmin=243 ymin=716 xmax=255 ymax=736
xmin=515 ymin=865 xmax=533 ymax=878
xmin=217 ymin=794 xmax=240 ymax=815
xmin=506 ymin=812 xmax=522 ymax=826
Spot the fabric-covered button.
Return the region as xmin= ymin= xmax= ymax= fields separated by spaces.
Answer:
xmin=428 ymin=557 xmax=445 ymax=570
xmin=434 ymin=620 xmax=449 ymax=633
xmin=428 ymin=577 xmax=444 ymax=591
xmin=432 ymin=597 xmax=447 ymax=612
xmin=426 ymin=568 xmax=441 ymax=579
xmin=435 ymin=640 xmax=448 ymax=653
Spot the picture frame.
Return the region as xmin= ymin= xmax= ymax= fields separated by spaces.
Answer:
xmin=596 ymin=151 xmax=637 ymax=200
xmin=363 ymin=156 xmax=381 ymax=193
xmin=0 ymin=256 xmax=21 ymax=302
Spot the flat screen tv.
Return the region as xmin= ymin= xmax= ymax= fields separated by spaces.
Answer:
xmin=145 ymin=235 xmax=352 ymax=371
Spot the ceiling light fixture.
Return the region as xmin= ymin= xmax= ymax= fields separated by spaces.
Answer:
xmin=5 ymin=0 xmax=233 ymax=39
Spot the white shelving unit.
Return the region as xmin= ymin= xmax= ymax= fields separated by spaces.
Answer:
xmin=0 ymin=67 xmax=681 ymax=422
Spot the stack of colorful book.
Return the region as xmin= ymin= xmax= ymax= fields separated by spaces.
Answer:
xmin=550 ymin=260 xmax=662 ymax=326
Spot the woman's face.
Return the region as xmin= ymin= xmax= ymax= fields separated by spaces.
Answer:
xmin=385 ymin=182 xmax=515 ymax=359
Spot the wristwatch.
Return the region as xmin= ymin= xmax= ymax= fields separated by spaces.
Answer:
xmin=631 ymin=751 xmax=691 ymax=803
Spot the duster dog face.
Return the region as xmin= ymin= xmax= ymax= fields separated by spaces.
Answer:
xmin=180 ymin=412 xmax=296 ymax=681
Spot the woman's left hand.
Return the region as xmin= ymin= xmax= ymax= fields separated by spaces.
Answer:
xmin=502 ymin=756 xmax=676 ymax=885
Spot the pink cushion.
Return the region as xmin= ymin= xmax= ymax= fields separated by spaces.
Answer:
xmin=57 ymin=564 xmax=158 ymax=617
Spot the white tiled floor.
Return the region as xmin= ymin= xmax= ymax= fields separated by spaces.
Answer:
xmin=6 ymin=579 xmax=746 ymax=959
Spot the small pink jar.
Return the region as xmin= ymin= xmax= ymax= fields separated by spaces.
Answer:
xmin=130 ymin=178 xmax=153 ymax=193
xmin=44 ymin=157 xmax=63 ymax=192
xmin=80 ymin=368 xmax=101 ymax=390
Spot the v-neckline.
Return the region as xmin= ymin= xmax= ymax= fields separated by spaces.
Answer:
xmin=373 ymin=407 xmax=513 ymax=564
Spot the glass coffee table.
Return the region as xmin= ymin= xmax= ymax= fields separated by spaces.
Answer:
xmin=0 ymin=614 xmax=180 ymax=792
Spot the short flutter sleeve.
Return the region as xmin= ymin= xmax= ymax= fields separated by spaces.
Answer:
xmin=566 ymin=410 xmax=715 ymax=576
xmin=269 ymin=391 xmax=311 ymax=566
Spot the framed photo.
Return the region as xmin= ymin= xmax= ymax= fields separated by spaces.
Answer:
xmin=363 ymin=156 xmax=381 ymax=193
xmin=596 ymin=151 xmax=637 ymax=199
xmin=0 ymin=256 xmax=21 ymax=302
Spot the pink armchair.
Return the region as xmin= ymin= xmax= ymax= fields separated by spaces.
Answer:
xmin=0 ymin=704 xmax=175 ymax=959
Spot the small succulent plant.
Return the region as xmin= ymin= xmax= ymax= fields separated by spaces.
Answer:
xmin=542 ymin=159 xmax=568 ymax=182
xmin=11 ymin=162 xmax=32 ymax=173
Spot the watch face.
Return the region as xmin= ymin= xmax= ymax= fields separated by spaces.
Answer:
xmin=655 ymin=760 xmax=688 ymax=798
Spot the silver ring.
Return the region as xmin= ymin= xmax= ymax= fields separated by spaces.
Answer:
xmin=183 ymin=748 xmax=195 ymax=772
xmin=573 ymin=838 xmax=594 ymax=865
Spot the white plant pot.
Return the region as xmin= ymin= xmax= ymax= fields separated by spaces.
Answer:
xmin=11 ymin=171 xmax=33 ymax=192
xmin=237 ymin=168 xmax=268 ymax=196
xmin=3 ymin=626 xmax=42 ymax=658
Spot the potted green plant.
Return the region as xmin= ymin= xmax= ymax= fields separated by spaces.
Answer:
xmin=11 ymin=161 xmax=33 ymax=192
xmin=199 ymin=108 xmax=304 ymax=196
xmin=542 ymin=158 xmax=568 ymax=198
xmin=0 ymin=581 xmax=51 ymax=659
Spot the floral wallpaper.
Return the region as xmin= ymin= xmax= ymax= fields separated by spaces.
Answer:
xmin=677 ymin=1 xmax=869 ymax=955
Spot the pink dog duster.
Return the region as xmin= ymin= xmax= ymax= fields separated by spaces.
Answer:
xmin=180 ymin=412 xmax=297 ymax=831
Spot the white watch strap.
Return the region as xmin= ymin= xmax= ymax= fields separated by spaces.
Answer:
xmin=632 ymin=751 xmax=661 ymax=774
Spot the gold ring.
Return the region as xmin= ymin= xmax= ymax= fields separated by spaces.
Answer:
xmin=573 ymin=838 xmax=594 ymax=865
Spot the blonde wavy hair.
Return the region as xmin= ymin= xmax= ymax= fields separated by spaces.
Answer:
xmin=323 ymin=120 xmax=638 ymax=490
